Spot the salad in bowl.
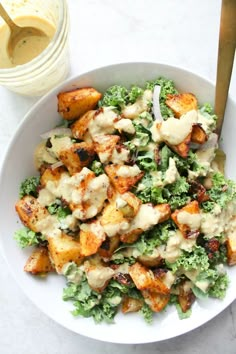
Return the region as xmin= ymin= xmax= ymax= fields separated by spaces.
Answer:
xmin=14 ymin=74 xmax=236 ymax=325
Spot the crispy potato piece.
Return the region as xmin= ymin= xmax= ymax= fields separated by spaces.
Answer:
xmin=15 ymin=195 xmax=49 ymax=232
xmin=154 ymin=203 xmax=171 ymax=223
xmin=93 ymin=135 xmax=120 ymax=163
xmin=48 ymin=233 xmax=83 ymax=273
xmin=57 ymin=87 xmax=102 ymax=120
xmin=59 ymin=142 xmax=95 ymax=175
xmin=178 ymin=282 xmax=195 ymax=313
xmin=227 ymin=229 xmax=236 ymax=265
xmin=142 ymin=290 xmax=170 ymax=312
xmin=129 ymin=262 xmax=170 ymax=294
xmin=80 ymin=221 xmax=106 ymax=257
xmin=122 ymin=296 xmax=143 ymax=314
xmin=105 ymin=164 xmax=144 ymax=194
xmin=71 ymin=110 xmax=95 ymax=140
xmin=165 ymin=93 xmax=198 ymax=118
xmin=120 ymin=228 xmax=143 ymax=244
xmin=40 ymin=166 xmax=67 ymax=187
xmin=119 ymin=192 xmax=142 ymax=218
xmin=100 ymin=200 xmax=128 ymax=237
xmin=98 ymin=235 xmax=120 ymax=258
xmin=191 ymin=124 xmax=208 ymax=144
xmin=171 ymin=200 xmax=200 ymax=238
xmin=24 ymin=247 xmax=54 ymax=274
xmin=167 ymin=132 xmax=191 ymax=158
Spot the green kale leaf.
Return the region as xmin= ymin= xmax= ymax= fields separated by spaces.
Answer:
xmin=168 ymin=245 xmax=209 ymax=273
xmin=19 ymin=176 xmax=40 ymax=198
xmin=14 ymin=227 xmax=46 ymax=248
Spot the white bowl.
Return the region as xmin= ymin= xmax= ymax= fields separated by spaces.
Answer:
xmin=0 ymin=62 xmax=236 ymax=344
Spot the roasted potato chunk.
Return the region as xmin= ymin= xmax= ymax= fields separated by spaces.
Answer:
xmin=120 ymin=228 xmax=143 ymax=244
xmin=154 ymin=203 xmax=171 ymax=223
xmin=165 ymin=93 xmax=198 ymax=118
xmin=171 ymin=200 xmax=200 ymax=238
xmin=24 ymin=247 xmax=53 ymax=274
xmin=167 ymin=132 xmax=191 ymax=158
xmin=129 ymin=262 xmax=170 ymax=294
xmin=98 ymin=235 xmax=120 ymax=258
xmin=191 ymin=124 xmax=208 ymax=144
xmin=40 ymin=166 xmax=67 ymax=187
xmin=105 ymin=164 xmax=144 ymax=194
xmin=15 ymin=195 xmax=49 ymax=232
xmin=178 ymin=281 xmax=196 ymax=313
xmin=48 ymin=233 xmax=83 ymax=273
xmin=100 ymin=200 xmax=128 ymax=237
xmin=122 ymin=296 xmax=143 ymax=314
xmin=59 ymin=142 xmax=95 ymax=175
xmin=142 ymin=290 xmax=170 ymax=312
xmin=118 ymin=192 xmax=142 ymax=218
xmin=227 ymin=229 xmax=236 ymax=265
xmin=80 ymin=221 xmax=106 ymax=257
xmin=93 ymin=135 xmax=120 ymax=163
xmin=57 ymin=87 xmax=102 ymax=120
xmin=71 ymin=110 xmax=95 ymax=140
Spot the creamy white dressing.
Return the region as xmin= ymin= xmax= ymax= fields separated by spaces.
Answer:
xmin=47 ymin=136 xmax=73 ymax=158
xmin=159 ymin=230 xmax=196 ymax=263
xmin=34 ymin=140 xmax=58 ymax=170
xmin=162 ymin=271 xmax=176 ymax=289
xmin=201 ymin=201 xmax=236 ymax=239
xmin=80 ymin=220 xmax=106 ymax=241
xmin=85 ymin=264 xmax=115 ymax=289
xmin=164 ymin=157 xmax=179 ymax=185
xmin=196 ymin=148 xmax=216 ymax=170
xmin=117 ymin=164 xmax=141 ymax=177
xmin=151 ymin=110 xmax=199 ymax=145
xmin=35 ymin=214 xmax=61 ymax=238
xmin=122 ymin=90 xmax=153 ymax=119
xmin=177 ymin=211 xmax=201 ymax=231
xmin=161 ymin=111 xmax=197 ymax=145
xmin=59 ymin=214 xmax=78 ymax=231
xmin=111 ymin=148 xmax=130 ymax=164
xmin=114 ymin=118 xmax=135 ymax=134
xmin=39 ymin=167 xmax=109 ymax=221
xmin=124 ymin=204 xmax=161 ymax=233
xmin=88 ymin=107 xmax=118 ymax=138
xmin=103 ymin=221 xmax=130 ymax=238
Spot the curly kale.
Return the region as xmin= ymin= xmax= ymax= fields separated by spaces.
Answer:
xmin=168 ymin=246 xmax=210 ymax=273
xmin=19 ymin=176 xmax=40 ymax=198
xmin=201 ymin=172 xmax=236 ymax=212
xmin=99 ymin=84 xmax=144 ymax=110
xmin=14 ymin=227 xmax=46 ymax=248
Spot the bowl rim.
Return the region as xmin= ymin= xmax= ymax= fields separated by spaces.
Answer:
xmin=0 ymin=61 xmax=236 ymax=344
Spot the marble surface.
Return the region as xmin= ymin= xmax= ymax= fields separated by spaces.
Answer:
xmin=0 ymin=1 xmax=236 ymax=353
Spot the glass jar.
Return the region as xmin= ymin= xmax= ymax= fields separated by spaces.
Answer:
xmin=0 ymin=0 xmax=70 ymax=96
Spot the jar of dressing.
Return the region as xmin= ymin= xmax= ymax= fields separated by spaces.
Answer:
xmin=0 ymin=0 xmax=69 ymax=96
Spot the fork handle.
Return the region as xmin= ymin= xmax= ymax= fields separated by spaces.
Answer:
xmin=215 ymin=0 xmax=236 ymax=135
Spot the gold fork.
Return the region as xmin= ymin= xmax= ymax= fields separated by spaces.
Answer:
xmin=215 ymin=0 xmax=236 ymax=135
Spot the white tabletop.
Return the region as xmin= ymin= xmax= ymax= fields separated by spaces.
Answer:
xmin=1 ymin=1 xmax=236 ymax=353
